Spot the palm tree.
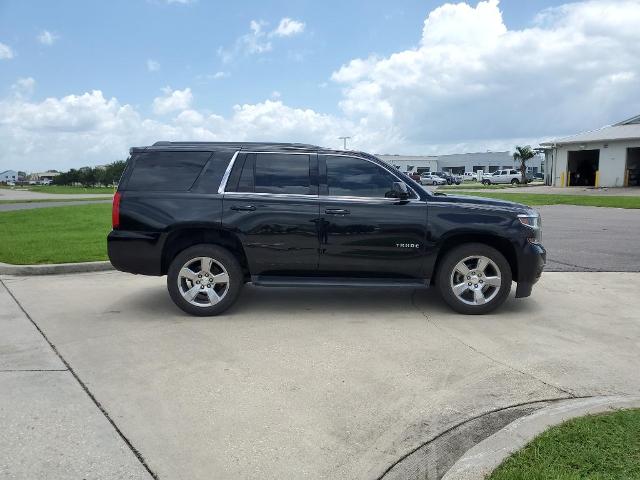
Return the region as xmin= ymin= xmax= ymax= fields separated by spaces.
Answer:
xmin=513 ymin=146 xmax=536 ymax=184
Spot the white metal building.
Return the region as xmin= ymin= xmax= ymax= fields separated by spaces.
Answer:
xmin=0 ymin=170 xmax=18 ymax=183
xmin=541 ymin=114 xmax=640 ymax=187
xmin=378 ymin=151 xmax=542 ymax=175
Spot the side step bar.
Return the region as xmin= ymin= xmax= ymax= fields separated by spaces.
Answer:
xmin=250 ymin=276 xmax=430 ymax=288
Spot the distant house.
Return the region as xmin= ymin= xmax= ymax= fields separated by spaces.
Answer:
xmin=0 ymin=170 xmax=18 ymax=183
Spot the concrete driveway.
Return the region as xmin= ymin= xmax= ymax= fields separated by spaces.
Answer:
xmin=2 ymin=271 xmax=639 ymax=479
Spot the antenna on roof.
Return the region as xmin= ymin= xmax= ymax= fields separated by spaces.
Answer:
xmin=338 ymin=136 xmax=351 ymax=150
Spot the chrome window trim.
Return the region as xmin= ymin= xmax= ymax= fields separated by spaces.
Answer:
xmin=319 ymin=153 xmax=420 ymax=200
xmin=222 ymin=191 xmax=318 ymax=200
xmin=217 ymin=150 xmax=240 ymax=194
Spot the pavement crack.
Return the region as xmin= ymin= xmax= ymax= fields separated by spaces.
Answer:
xmin=546 ymin=258 xmax=602 ymax=272
xmin=410 ymin=290 xmax=576 ymax=398
xmin=0 ymin=278 xmax=159 ymax=480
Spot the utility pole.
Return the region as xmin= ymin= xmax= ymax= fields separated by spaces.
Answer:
xmin=338 ymin=136 xmax=351 ymax=150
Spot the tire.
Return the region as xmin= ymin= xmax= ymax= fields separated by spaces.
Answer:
xmin=436 ymin=243 xmax=512 ymax=315
xmin=511 ymin=178 xmax=520 ymax=185
xmin=167 ymin=244 xmax=244 ymax=316
xmin=482 ymin=180 xmax=490 ymax=185
xmin=432 ymin=181 xmax=438 ymax=186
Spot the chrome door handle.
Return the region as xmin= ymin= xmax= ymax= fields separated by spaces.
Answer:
xmin=231 ymin=205 xmax=256 ymax=211
xmin=325 ymin=208 xmax=350 ymax=215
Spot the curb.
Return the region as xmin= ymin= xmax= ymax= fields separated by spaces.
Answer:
xmin=442 ymin=395 xmax=640 ymax=480
xmin=0 ymin=261 xmax=114 ymax=276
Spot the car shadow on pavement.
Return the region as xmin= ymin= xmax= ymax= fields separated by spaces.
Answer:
xmin=119 ymin=281 xmax=536 ymax=320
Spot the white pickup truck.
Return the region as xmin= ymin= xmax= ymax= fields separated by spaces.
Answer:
xmin=481 ymin=169 xmax=532 ymax=185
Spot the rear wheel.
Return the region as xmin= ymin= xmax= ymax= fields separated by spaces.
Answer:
xmin=436 ymin=243 xmax=512 ymax=314
xmin=511 ymin=178 xmax=520 ymax=185
xmin=482 ymin=179 xmax=490 ymax=185
xmin=167 ymin=244 xmax=243 ymax=316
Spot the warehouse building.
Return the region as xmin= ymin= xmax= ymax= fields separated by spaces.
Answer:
xmin=378 ymin=151 xmax=543 ymax=176
xmin=541 ymin=114 xmax=640 ymax=187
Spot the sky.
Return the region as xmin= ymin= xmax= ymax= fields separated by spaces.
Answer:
xmin=1 ymin=0 xmax=640 ymax=172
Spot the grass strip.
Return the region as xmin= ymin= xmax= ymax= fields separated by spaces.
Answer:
xmin=0 ymin=203 xmax=111 ymax=264
xmin=488 ymin=408 xmax=640 ymax=480
xmin=452 ymin=192 xmax=640 ymax=208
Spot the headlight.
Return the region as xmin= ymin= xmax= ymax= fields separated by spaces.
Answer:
xmin=517 ymin=213 xmax=541 ymax=229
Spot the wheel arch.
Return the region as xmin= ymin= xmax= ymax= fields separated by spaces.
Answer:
xmin=161 ymin=226 xmax=250 ymax=279
xmin=431 ymin=232 xmax=518 ymax=285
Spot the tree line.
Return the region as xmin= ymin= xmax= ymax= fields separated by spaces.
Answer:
xmin=53 ymin=161 xmax=127 ymax=187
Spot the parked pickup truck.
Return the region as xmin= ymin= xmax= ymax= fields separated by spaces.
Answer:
xmin=482 ymin=169 xmax=533 ymax=185
xmin=108 ymin=142 xmax=545 ymax=316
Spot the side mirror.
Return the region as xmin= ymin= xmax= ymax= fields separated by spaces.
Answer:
xmin=389 ymin=181 xmax=409 ymax=200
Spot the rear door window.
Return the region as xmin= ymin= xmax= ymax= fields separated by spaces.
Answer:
xmin=254 ymin=153 xmax=311 ymax=195
xmin=127 ymin=151 xmax=211 ymax=191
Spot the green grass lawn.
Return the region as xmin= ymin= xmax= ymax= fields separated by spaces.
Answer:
xmin=454 ymin=192 xmax=640 ymax=208
xmin=488 ymin=408 xmax=640 ymax=480
xmin=26 ymin=185 xmax=116 ymax=194
xmin=0 ymin=204 xmax=111 ymax=264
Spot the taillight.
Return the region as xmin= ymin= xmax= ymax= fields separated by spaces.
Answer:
xmin=112 ymin=191 xmax=121 ymax=229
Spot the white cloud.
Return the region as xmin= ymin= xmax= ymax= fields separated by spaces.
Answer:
xmin=213 ymin=71 xmax=229 ymax=79
xmin=37 ymin=30 xmax=59 ymax=46
xmin=329 ymin=0 xmax=640 ymax=149
xmin=3 ymin=0 xmax=640 ymax=171
xmin=218 ymin=17 xmax=305 ymax=62
xmin=218 ymin=20 xmax=272 ymax=63
xmin=0 ymin=42 xmax=14 ymax=59
xmin=152 ymin=87 xmax=193 ymax=115
xmin=271 ymin=91 xmax=281 ymax=99
xmin=147 ymin=59 xmax=160 ymax=72
xmin=272 ymin=18 xmax=305 ymax=37
xmin=11 ymin=77 xmax=36 ymax=97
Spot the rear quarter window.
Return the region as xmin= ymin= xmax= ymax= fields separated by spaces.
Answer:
xmin=126 ymin=151 xmax=211 ymax=191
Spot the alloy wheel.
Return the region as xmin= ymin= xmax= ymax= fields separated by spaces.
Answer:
xmin=177 ymin=257 xmax=230 ymax=307
xmin=449 ymin=255 xmax=502 ymax=305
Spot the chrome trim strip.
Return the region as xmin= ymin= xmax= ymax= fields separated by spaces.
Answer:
xmin=222 ymin=191 xmax=318 ymax=200
xmin=218 ymin=150 xmax=240 ymax=194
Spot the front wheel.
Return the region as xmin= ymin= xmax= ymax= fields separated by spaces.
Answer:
xmin=167 ymin=244 xmax=244 ymax=316
xmin=432 ymin=181 xmax=438 ymax=186
xmin=436 ymin=243 xmax=512 ymax=314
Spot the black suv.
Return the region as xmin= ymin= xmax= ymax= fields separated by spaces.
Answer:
xmin=108 ymin=142 xmax=545 ymax=315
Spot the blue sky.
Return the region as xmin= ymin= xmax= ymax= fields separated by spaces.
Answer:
xmin=1 ymin=0 xmax=559 ymax=117
xmin=1 ymin=0 xmax=640 ymax=171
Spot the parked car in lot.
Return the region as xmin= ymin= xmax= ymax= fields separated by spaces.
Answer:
xmin=433 ymin=171 xmax=461 ymax=185
xmin=482 ymin=169 xmax=532 ymax=185
xmin=108 ymin=142 xmax=545 ymax=316
xmin=420 ymin=173 xmax=447 ymax=185
xmin=462 ymin=172 xmax=477 ymax=182
xmin=406 ymin=172 xmax=421 ymax=182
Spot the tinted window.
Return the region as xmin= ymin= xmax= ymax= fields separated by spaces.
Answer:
xmin=127 ymin=151 xmax=211 ymax=191
xmin=237 ymin=154 xmax=255 ymax=192
xmin=191 ymin=150 xmax=236 ymax=193
xmin=254 ymin=154 xmax=310 ymax=195
xmin=326 ymin=155 xmax=399 ymax=198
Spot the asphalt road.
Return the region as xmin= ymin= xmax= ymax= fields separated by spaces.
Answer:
xmin=535 ymin=205 xmax=640 ymax=272
xmin=2 ymin=271 xmax=639 ymax=480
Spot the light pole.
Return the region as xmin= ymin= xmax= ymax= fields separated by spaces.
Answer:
xmin=338 ymin=136 xmax=351 ymax=150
